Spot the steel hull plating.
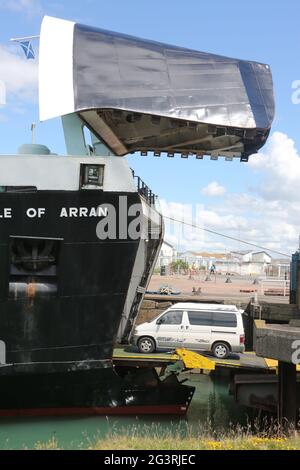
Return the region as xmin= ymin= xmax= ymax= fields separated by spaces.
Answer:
xmin=0 ymin=364 xmax=194 ymax=416
xmin=0 ymin=185 xmax=194 ymax=414
xmin=0 ymin=190 xmax=140 ymax=364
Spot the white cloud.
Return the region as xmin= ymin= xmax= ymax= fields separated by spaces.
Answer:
xmin=0 ymin=79 xmax=5 ymax=105
xmin=201 ymin=181 xmax=226 ymax=197
xmin=162 ymin=194 xmax=296 ymax=256
xmin=161 ymin=132 xmax=300 ymax=257
xmin=0 ymin=0 xmax=40 ymax=108
xmin=160 ymin=199 xmax=249 ymax=254
xmin=248 ymin=131 xmax=300 ymax=202
xmin=0 ymin=44 xmax=38 ymax=103
xmin=0 ymin=0 xmax=43 ymax=17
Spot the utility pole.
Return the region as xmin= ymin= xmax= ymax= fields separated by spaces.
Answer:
xmin=31 ymin=123 xmax=36 ymax=144
xmin=297 ymin=256 xmax=300 ymax=310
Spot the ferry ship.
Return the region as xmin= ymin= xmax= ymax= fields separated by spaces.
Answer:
xmin=0 ymin=16 xmax=274 ymax=416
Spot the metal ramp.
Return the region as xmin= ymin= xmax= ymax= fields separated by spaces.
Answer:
xmin=113 ymin=347 xmax=300 ymax=372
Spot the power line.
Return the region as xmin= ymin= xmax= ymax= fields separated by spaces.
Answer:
xmin=163 ymin=216 xmax=291 ymax=258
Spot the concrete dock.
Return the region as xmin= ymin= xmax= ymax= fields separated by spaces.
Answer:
xmin=255 ymin=320 xmax=300 ymax=425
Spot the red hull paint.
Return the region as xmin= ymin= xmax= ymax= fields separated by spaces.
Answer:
xmin=0 ymin=405 xmax=188 ymax=418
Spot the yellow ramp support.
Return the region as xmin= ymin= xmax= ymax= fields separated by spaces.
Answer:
xmin=176 ymin=348 xmax=215 ymax=371
xmin=264 ymin=357 xmax=300 ymax=372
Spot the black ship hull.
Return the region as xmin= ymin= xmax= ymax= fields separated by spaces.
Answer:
xmin=0 ymin=190 xmax=141 ymax=364
xmin=0 ymin=174 xmax=193 ymax=415
xmin=0 ymin=363 xmax=194 ymax=417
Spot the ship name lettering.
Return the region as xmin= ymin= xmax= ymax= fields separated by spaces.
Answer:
xmin=26 ymin=208 xmax=46 ymax=218
xmin=0 ymin=208 xmax=12 ymax=219
xmin=59 ymin=206 xmax=108 ymax=218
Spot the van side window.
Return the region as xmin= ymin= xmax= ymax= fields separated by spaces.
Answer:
xmin=213 ymin=312 xmax=237 ymax=327
xmin=188 ymin=311 xmax=213 ymax=326
xmin=160 ymin=310 xmax=183 ymax=325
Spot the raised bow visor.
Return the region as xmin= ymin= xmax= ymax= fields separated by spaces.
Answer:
xmin=39 ymin=16 xmax=275 ymax=160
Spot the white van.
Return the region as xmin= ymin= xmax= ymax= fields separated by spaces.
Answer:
xmin=132 ymin=303 xmax=245 ymax=359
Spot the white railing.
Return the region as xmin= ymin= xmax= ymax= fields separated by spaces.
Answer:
xmin=259 ymin=278 xmax=290 ymax=296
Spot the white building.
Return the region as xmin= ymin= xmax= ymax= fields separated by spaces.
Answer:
xmin=267 ymin=258 xmax=290 ymax=278
xmin=230 ymin=250 xmax=272 ymax=276
xmin=157 ymin=241 xmax=176 ymax=267
xmin=178 ymin=251 xmax=229 ymax=270
xmin=178 ymin=249 xmax=273 ymax=276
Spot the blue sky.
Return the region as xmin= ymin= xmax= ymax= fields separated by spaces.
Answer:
xmin=0 ymin=0 xmax=300 ymax=256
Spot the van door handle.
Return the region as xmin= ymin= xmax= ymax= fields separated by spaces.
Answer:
xmin=185 ymin=326 xmax=189 ymax=329
xmin=181 ymin=325 xmax=184 ymax=329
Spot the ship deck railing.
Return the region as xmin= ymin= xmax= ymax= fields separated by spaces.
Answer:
xmin=131 ymin=169 xmax=157 ymax=206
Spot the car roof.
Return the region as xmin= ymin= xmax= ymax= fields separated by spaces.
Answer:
xmin=169 ymin=303 xmax=240 ymax=312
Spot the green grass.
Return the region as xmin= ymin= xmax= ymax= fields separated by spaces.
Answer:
xmin=91 ymin=436 xmax=300 ymax=450
xmin=34 ymin=435 xmax=300 ymax=450
xmin=33 ymin=421 xmax=300 ymax=450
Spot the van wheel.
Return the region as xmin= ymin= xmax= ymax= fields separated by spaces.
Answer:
xmin=212 ymin=342 xmax=230 ymax=359
xmin=138 ymin=337 xmax=156 ymax=354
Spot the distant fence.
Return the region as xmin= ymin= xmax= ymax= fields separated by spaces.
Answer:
xmin=259 ymin=278 xmax=290 ymax=297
